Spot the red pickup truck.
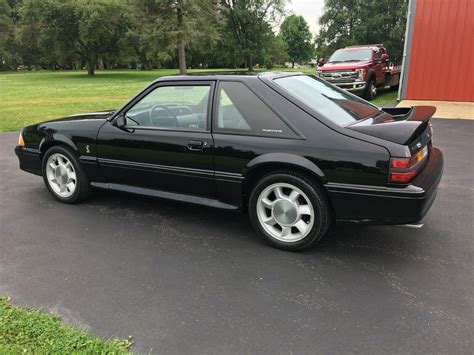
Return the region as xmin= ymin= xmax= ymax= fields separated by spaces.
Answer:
xmin=316 ymin=44 xmax=401 ymax=100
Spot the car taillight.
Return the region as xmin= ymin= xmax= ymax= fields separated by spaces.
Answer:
xmin=389 ymin=146 xmax=428 ymax=183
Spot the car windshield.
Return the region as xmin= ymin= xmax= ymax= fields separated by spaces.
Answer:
xmin=328 ymin=49 xmax=372 ymax=63
xmin=273 ymin=75 xmax=380 ymax=125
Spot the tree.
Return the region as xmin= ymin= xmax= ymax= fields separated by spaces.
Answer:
xmin=316 ymin=0 xmax=407 ymax=61
xmin=280 ymin=15 xmax=313 ymax=67
xmin=16 ymin=0 xmax=130 ymax=75
xmin=129 ymin=0 xmax=220 ymax=74
xmin=221 ymin=0 xmax=286 ymax=71
xmin=0 ymin=0 xmax=15 ymax=69
xmin=263 ymin=33 xmax=287 ymax=69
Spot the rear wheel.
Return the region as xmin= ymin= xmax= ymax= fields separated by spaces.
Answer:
xmin=42 ymin=145 xmax=91 ymax=204
xmin=249 ymin=172 xmax=330 ymax=251
xmin=364 ymin=78 xmax=377 ymax=100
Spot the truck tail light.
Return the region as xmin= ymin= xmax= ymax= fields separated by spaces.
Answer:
xmin=389 ymin=146 xmax=428 ymax=183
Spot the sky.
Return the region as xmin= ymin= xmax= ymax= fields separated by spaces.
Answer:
xmin=285 ymin=0 xmax=326 ymax=35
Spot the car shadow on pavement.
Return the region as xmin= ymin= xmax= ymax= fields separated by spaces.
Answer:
xmin=83 ymin=187 xmax=423 ymax=260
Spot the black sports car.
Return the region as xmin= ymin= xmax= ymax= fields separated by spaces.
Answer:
xmin=15 ymin=72 xmax=443 ymax=251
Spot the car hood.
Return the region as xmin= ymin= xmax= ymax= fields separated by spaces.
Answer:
xmin=40 ymin=109 xmax=116 ymax=125
xmin=318 ymin=61 xmax=372 ymax=71
xmin=21 ymin=110 xmax=117 ymax=151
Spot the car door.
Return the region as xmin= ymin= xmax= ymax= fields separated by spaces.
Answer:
xmin=96 ymin=81 xmax=216 ymax=199
xmin=372 ymin=49 xmax=385 ymax=85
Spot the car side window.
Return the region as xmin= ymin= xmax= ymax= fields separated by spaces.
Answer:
xmin=125 ymin=85 xmax=211 ymax=130
xmin=215 ymin=81 xmax=295 ymax=138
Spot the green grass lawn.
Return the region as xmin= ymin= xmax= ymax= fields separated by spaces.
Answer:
xmin=0 ymin=68 xmax=397 ymax=132
xmin=0 ymin=297 xmax=132 ymax=353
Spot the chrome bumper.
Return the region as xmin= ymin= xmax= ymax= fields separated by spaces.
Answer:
xmin=330 ymin=81 xmax=367 ymax=92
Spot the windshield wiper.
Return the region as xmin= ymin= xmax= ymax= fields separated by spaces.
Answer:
xmin=343 ymin=59 xmax=363 ymax=62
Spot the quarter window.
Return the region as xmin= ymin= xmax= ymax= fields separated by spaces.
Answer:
xmin=125 ymin=85 xmax=211 ymax=130
xmin=215 ymin=82 xmax=295 ymax=138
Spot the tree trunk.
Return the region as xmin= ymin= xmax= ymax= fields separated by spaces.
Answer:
xmin=292 ymin=61 xmax=295 ymax=68
xmin=177 ymin=2 xmax=187 ymax=75
xmin=87 ymin=61 xmax=95 ymax=76
xmin=178 ymin=40 xmax=187 ymax=75
xmin=247 ymin=55 xmax=253 ymax=71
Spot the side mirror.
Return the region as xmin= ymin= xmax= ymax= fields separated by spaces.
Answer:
xmin=381 ymin=54 xmax=389 ymax=62
xmin=115 ymin=114 xmax=126 ymax=128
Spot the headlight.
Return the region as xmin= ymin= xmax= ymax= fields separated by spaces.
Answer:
xmin=355 ymin=69 xmax=366 ymax=80
xmin=18 ymin=130 xmax=25 ymax=147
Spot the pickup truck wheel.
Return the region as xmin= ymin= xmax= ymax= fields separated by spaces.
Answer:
xmin=249 ymin=172 xmax=330 ymax=251
xmin=390 ymin=83 xmax=399 ymax=90
xmin=364 ymin=79 xmax=376 ymax=100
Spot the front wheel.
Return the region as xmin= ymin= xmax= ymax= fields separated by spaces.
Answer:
xmin=363 ymin=79 xmax=377 ymax=100
xmin=42 ymin=145 xmax=91 ymax=204
xmin=249 ymin=172 xmax=331 ymax=251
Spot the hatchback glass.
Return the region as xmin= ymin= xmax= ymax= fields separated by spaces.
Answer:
xmin=274 ymin=75 xmax=380 ymax=125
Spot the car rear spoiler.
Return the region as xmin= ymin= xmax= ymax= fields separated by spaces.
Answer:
xmin=347 ymin=106 xmax=436 ymax=145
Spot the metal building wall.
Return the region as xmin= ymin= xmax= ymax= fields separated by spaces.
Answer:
xmin=402 ymin=0 xmax=474 ymax=102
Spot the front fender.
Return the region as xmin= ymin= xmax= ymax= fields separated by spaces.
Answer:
xmin=366 ymin=68 xmax=376 ymax=82
xmin=39 ymin=134 xmax=78 ymax=154
xmin=245 ymin=153 xmax=326 ymax=183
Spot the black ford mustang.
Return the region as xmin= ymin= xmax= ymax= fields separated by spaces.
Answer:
xmin=15 ymin=72 xmax=443 ymax=251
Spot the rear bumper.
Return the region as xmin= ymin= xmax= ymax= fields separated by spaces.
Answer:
xmin=15 ymin=146 xmax=42 ymax=176
xmin=327 ymin=147 xmax=444 ymax=224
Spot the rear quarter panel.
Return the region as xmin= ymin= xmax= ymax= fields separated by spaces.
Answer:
xmin=214 ymin=78 xmax=390 ymax=206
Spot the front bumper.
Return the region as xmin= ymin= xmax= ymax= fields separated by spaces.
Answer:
xmin=332 ymin=81 xmax=367 ymax=93
xmin=15 ymin=146 xmax=42 ymax=176
xmin=326 ymin=147 xmax=444 ymax=224
xmin=320 ymin=78 xmax=367 ymax=93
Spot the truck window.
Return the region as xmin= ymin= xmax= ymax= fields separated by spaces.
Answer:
xmin=328 ymin=49 xmax=372 ymax=63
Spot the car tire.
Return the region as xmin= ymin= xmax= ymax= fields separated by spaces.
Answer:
xmin=41 ymin=145 xmax=91 ymax=204
xmin=364 ymin=78 xmax=376 ymax=100
xmin=249 ymin=171 xmax=331 ymax=251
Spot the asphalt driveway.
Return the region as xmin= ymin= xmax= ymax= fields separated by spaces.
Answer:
xmin=1 ymin=119 xmax=473 ymax=353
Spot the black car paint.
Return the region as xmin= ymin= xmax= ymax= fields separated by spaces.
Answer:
xmin=15 ymin=72 xmax=443 ymax=224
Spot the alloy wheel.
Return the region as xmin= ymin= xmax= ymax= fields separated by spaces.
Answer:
xmin=256 ymin=182 xmax=314 ymax=242
xmin=45 ymin=153 xmax=77 ymax=198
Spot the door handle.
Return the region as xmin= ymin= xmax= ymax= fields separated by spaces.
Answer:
xmin=187 ymin=140 xmax=207 ymax=151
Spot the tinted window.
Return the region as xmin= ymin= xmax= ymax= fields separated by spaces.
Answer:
xmin=126 ymin=85 xmax=210 ymax=130
xmin=274 ymin=75 xmax=380 ymax=125
xmin=215 ymin=82 xmax=295 ymax=137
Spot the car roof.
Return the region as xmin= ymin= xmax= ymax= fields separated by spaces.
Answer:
xmin=152 ymin=71 xmax=304 ymax=83
xmin=341 ymin=44 xmax=384 ymax=51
